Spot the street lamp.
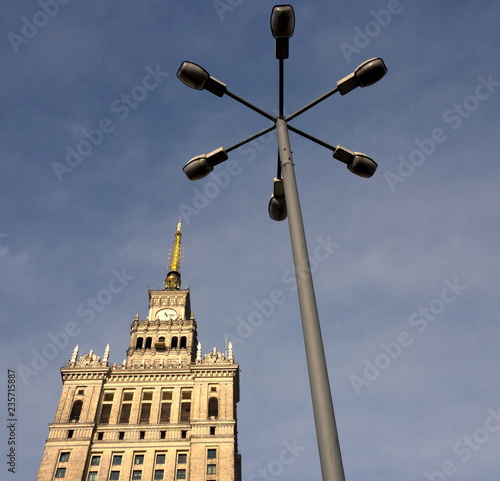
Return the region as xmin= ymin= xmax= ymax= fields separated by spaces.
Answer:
xmin=177 ymin=5 xmax=387 ymax=481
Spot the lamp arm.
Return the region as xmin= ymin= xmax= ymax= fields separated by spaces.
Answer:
xmin=286 ymin=86 xmax=339 ymax=122
xmin=225 ymin=90 xmax=276 ymax=122
xmin=224 ymin=124 xmax=277 ymax=154
xmin=286 ymin=125 xmax=338 ymax=155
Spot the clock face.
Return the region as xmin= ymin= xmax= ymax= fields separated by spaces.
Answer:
xmin=156 ymin=308 xmax=178 ymax=321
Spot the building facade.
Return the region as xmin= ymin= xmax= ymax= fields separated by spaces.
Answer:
xmin=36 ymin=222 xmax=241 ymax=481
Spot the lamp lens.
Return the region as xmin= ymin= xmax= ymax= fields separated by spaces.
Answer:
xmin=347 ymin=154 xmax=378 ymax=178
xmin=355 ymin=58 xmax=387 ymax=87
xmin=183 ymin=156 xmax=213 ymax=181
xmin=268 ymin=195 xmax=287 ymax=221
xmin=177 ymin=62 xmax=209 ymax=90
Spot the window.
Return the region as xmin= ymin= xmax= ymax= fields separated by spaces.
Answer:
xmin=181 ymin=430 xmax=187 ymax=439
xmin=88 ymin=472 xmax=97 ymax=481
xmin=139 ymin=403 xmax=151 ymax=423
xmin=123 ymin=392 xmax=134 ymax=401
xmin=99 ymin=404 xmax=112 ymax=424
xmin=77 ymin=389 xmax=85 ymax=395
xmin=55 ymin=468 xmax=66 ymax=478
xmin=134 ymin=454 xmax=144 ymax=465
xmin=207 ymin=449 xmax=217 ymax=459
xmin=180 ymin=402 xmax=190 ymax=422
xmin=97 ymin=432 xmax=104 ymax=440
xmin=67 ymin=430 xmax=74 ymax=439
xmin=210 ymin=386 xmax=217 ymax=392
xmin=180 ymin=336 xmax=187 ymax=348
xmin=156 ymin=454 xmax=166 ymax=464
xmin=119 ymin=403 xmax=131 ymax=424
xmin=104 ymin=392 xmax=114 ymax=401
xmin=139 ymin=431 xmax=145 ymax=439
xmin=160 ymin=431 xmax=166 ymax=439
xmin=171 ymin=337 xmax=178 ymax=348
xmin=208 ymin=397 xmax=218 ymax=418
xmin=100 ymin=391 xmax=114 ymax=423
xmin=118 ymin=432 xmax=125 ymax=440
xmin=69 ymin=400 xmax=83 ymax=422
xmin=59 ymin=452 xmax=70 ymax=463
xmin=154 ymin=470 xmax=164 ymax=480
xmin=207 ymin=464 xmax=216 ymax=474
xmin=136 ymin=337 xmax=143 ymax=349
xmin=160 ymin=403 xmax=171 ymax=423
xmin=181 ymin=391 xmax=191 ymax=400
xmin=132 ymin=471 xmax=142 ymax=480
xmin=176 ymin=469 xmax=186 ymax=479
xmin=109 ymin=471 xmax=120 ymax=480
xmin=142 ymin=391 xmax=153 ymax=401
xmin=210 ymin=426 xmax=216 ymax=435
xmin=162 ymin=391 xmax=172 ymax=400
xmin=177 ymin=453 xmax=187 ymax=464
xmin=90 ymin=455 xmax=101 ymax=466
xmin=145 ymin=337 xmax=152 ymax=349
xmin=120 ymin=391 xmax=134 ymax=423
xmin=112 ymin=455 xmax=122 ymax=465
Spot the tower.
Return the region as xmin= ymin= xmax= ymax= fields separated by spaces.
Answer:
xmin=36 ymin=221 xmax=241 ymax=481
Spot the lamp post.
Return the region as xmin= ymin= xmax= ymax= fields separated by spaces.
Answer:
xmin=177 ymin=5 xmax=387 ymax=481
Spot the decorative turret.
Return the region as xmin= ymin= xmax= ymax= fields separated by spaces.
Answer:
xmin=164 ymin=219 xmax=183 ymax=290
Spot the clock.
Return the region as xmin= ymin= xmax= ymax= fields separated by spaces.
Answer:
xmin=156 ymin=308 xmax=178 ymax=321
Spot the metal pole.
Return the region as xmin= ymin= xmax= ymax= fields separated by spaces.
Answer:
xmin=276 ymin=117 xmax=346 ymax=481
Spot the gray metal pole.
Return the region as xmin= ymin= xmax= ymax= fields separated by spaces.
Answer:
xmin=276 ymin=118 xmax=346 ymax=481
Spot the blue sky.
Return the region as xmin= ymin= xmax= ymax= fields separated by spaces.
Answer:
xmin=1 ymin=1 xmax=500 ymax=480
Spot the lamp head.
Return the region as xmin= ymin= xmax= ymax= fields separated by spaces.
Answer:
xmin=268 ymin=177 xmax=287 ymax=221
xmin=347 ymin=153 xmax=378 ymax=178
xmin=337 ymin=57 xmax=387 ymax=95
xmin=177 ymin=61 xmax=227 ymax=97
xmin=355 ymin=57 xmax=388 ymax=87
xmin=183 ymin=147 xmax=228 ymax=181
xmin=333 ymin=145 xmax=378 ymax=178
xmin=271 ymin=5 xmax=295 ymax=38
xmin=270 ymin=5 xmax=295 ymax=59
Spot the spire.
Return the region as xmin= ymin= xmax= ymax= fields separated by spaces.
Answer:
xmin=70 ymin=345 xmax=79 ymax=363
xmin=103 ymin=344 xmax=110 ymax=363
xmin=164 ymin=218 xmax=183 ymax=290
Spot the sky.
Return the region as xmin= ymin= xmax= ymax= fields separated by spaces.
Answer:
xmin=1 ymin=1 xmax=500 ymax=480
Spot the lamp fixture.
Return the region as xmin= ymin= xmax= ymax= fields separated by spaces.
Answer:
xmin=333 ymin=145 xmax=378 ymax=178
xmin=270 ymin=4 xmax=295 ymax=59
xmin=268 ymin=177 xmax=287 ymax=221
xmin=183 ymin=148 xmax=228 ymax=181
xmin=177 ymin=61 xmax=227 ymax=97
xmin=337 ymin=57 xmax=387 ymax=95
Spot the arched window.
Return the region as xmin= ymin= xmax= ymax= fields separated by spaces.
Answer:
xmin=136 ymin=337 xmax=143 ymax=349
xmin=69 ymin=400 xmax=83 ymax=422
xmin=180 ymin=336 xmax=187 ymax=349
xmin=145 ymin=337 xmax=152 ymax=349
xmin=171 ymin=337 xmax=178 ymax=349
xmin=208 ymin=397 xmax=218 ymax=418
xmin=158 ymin=336 xmax=165 ymax=343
